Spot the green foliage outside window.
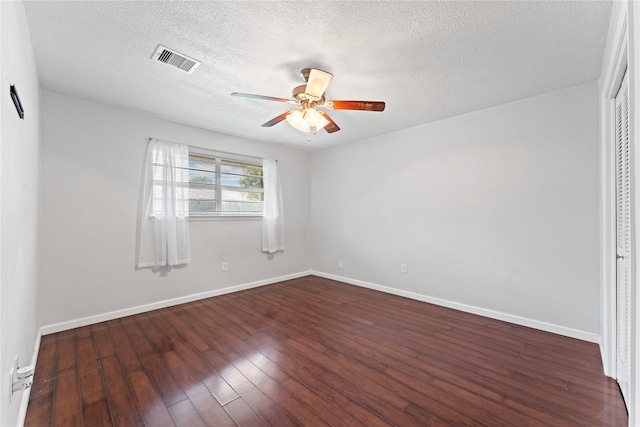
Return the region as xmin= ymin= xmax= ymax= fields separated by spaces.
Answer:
xmin=190 ymin=176 xmax=213 ymax=185
xmin=239 ymin=165 xmax=263 ymax=201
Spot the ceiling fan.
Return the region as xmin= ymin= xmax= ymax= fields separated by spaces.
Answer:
xmin=231 ymin=68 xmax=385 ymax=134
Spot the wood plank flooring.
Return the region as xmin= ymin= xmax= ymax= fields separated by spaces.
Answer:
xmin=25 ymin=275 xmax=628 ymax=426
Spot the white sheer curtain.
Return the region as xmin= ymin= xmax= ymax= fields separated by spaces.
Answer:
xmin=262 ymin=159 xmax=284 ymax=253
xmin=137 ymin=139 xmax=191 ymax=268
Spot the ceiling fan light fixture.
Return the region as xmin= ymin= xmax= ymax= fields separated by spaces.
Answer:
xmin=286 ymin=109 xmax=310 ymax=132
xmin=303 ymin=108 xmax=322 ymax=127
xmin=287 ymin=108 xmax=329 ymax=133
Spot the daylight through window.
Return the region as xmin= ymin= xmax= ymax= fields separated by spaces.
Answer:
xmin=187 ymin=151 xmax=264 ymax=216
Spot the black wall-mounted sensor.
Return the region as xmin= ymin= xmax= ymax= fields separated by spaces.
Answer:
xmin=10 ymin=85 xmax=24 ymax=119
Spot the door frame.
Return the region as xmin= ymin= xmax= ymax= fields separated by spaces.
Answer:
xmin=600 ymin=2 xmax=640 ymax=424
xmin=600 ymin=3 xmax=628 ymax=380
xmin=631 ymin=3 xmax=640 ymax=423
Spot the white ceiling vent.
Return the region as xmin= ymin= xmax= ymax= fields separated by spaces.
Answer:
xmin=152 ymin=45 xmax=200 ymax=74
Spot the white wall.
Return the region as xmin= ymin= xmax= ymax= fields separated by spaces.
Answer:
xmin=0 ymin=1 xmax=41 ymax=425
xmin=38 ymin=90 xmax=310 ymax=329
xmin=311 ymin=82 xmax=600 ymax=339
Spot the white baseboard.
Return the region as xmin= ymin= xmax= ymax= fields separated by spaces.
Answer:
xmin=311 ymin=271 xmax=601 ymax=344
xmin=599 ymin=338 xmax=610 ymax=376
xmin=40 ymin=271 xmax=312 ymax=335
xmin=40 ymin=268 xmax=601 ymax=343
xmin=17 ymin=331 xmax=41 ymax=427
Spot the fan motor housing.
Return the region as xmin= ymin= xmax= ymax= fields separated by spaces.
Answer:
xmin=292 ymin=84 xmax=324 ymax=105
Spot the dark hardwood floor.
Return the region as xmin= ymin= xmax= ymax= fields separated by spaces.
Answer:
xmin=25 ymin=275 xmax=627 ymax=426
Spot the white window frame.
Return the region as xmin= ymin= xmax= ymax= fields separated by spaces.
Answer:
xmin=187 ymin=147 xmax=264 ymax=218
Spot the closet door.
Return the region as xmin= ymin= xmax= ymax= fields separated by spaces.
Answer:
xmin=614 ymin=68 xmax=631 ymax=409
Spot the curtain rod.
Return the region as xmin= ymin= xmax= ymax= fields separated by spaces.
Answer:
xmin=147 ymin=137 xmax=275 ymax=162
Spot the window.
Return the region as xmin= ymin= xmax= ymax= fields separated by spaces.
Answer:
xmin=187 ymin=150 xmax=264 ymax=217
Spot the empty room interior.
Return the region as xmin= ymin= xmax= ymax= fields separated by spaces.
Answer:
xmin=2 ymin=1 xmax=640 ymax=426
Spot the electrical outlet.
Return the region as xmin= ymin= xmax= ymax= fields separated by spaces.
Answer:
xmin=222 ymin=262 xmax=228 ymax=272
xmin=338 ymin=260 xmax=343 ymax=269
xmin=401 ymin=264 xmax=408 ymax=274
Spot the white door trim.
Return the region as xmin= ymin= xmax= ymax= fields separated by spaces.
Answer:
xmin=629 ymin=2 xmax=640 ymax=423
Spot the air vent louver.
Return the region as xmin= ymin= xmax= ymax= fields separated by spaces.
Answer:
xmin=152 ymin=45 xmax=200 ymax=74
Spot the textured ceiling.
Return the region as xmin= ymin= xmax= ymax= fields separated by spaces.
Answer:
xmin=23 ymin=1 xmax=611 ymax=151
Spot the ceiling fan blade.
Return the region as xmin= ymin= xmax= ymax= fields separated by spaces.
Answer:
xmin=319 ymin=111 xmax=340 ymax=133
xmin=231 ymin=92 xmax=297 ymax=104
xmin=325 ymin=100 xmax=385 ymax=112
xmin=261 ymin=112 xmax=290 ymax=127
xmin=305 ymin=69 xmax=333 ymax=99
